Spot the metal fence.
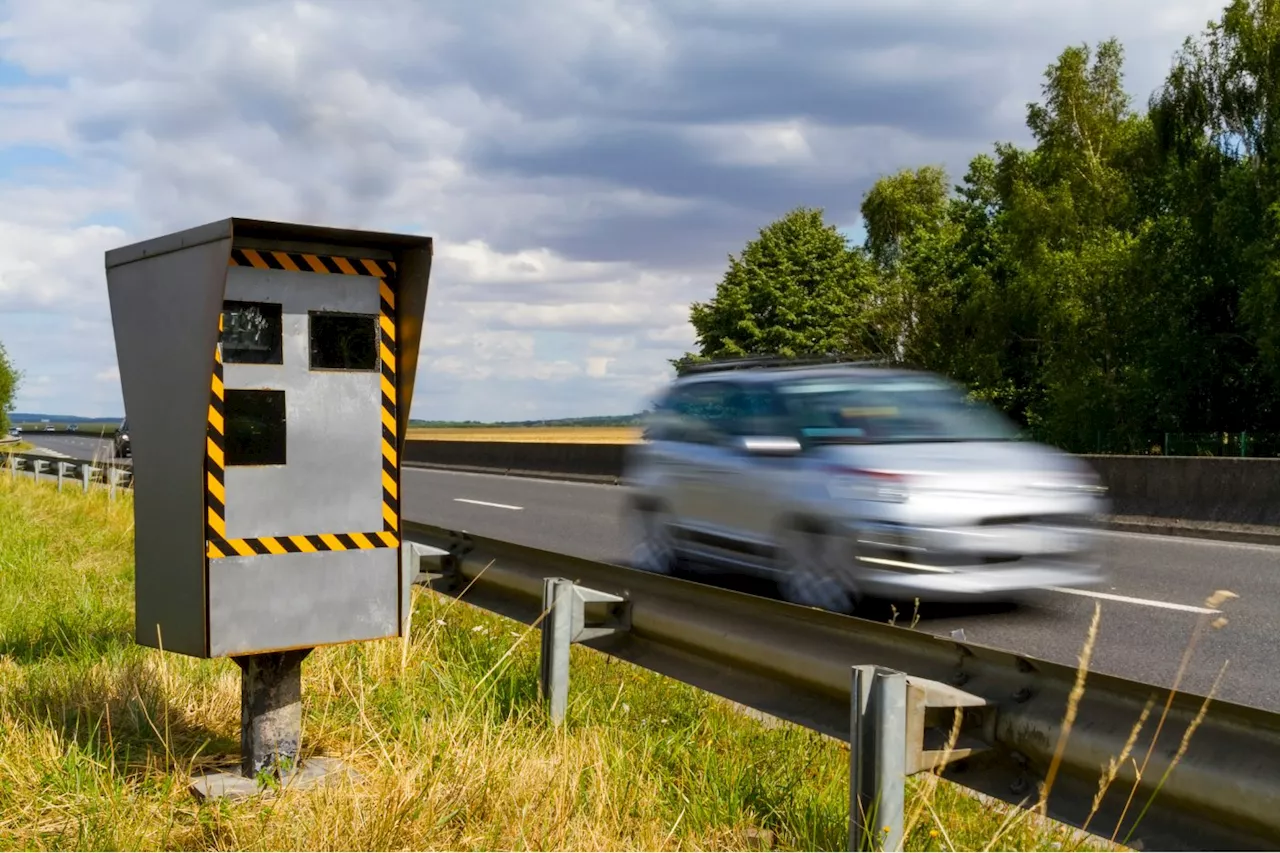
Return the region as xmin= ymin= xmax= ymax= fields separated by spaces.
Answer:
xmin=1066 ymin=431 xmax=1280 ymax=458
xmin=2 ymin=451 xmax=131 ymax=496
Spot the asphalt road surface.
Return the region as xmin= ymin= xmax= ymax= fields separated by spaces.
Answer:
xmin=402 ymin=466 xmax=1280 ymax=713
xmin=21 ymin=433 xmax=127 ymax=463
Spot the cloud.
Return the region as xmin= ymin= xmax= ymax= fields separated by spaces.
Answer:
xmin=0 ymin=0 xmax=1227 ymax=420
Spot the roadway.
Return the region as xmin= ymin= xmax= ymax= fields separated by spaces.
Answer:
xmin=24 ymin=429 xmax=1275 ymax=711
xmin=402 ymin=466 xmax=1280 ymax=713
xmin=20 ymin=432 xmax=127 ymax=463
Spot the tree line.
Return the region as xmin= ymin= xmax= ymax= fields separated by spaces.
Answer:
xmin=680 ymin=0 xmax=1280 ymax=454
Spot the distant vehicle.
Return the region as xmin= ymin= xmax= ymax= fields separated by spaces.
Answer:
xmin=44 ymin=424 xmax=55 ymax=432
xmin=113 ymin=419 xmax=130 ymax=458
xmin=67 ymin=423 xmax=78 ymax=432
xmin=621 ymin=355 xmax=1109 ymax=611
xmin=7 ymin=427 xmax=18 ymax=437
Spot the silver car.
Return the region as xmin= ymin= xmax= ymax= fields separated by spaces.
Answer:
xmin=621 ymin=357 xmax=1108 ymax=611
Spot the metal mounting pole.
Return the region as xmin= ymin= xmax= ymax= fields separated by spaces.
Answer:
xmin=81 ymin=463 xmax=90 ymax=493
xmin=539 ymin=577 xmax=629 ymax=726
xmin=850 ymin=665 xmax=908 ymax=852
xmin=190 ymin=646 xmax=348 ymax=802
xmin=57 ymin=461 xmax=64 ymax=492
xmin=235 ymin=649 xmax=312 ymax=779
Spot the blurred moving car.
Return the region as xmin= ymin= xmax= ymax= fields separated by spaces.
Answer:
xmin=113 ymin=419 xmax=130 ymax=458
xmin=621 ymin=356 xmax=1109 ymax=611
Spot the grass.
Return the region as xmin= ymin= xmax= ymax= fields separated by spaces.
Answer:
xmin=0 ymin=474 xmax=1176 ymax=852
xmin=408 ymin=426 xmax=642 ymax=444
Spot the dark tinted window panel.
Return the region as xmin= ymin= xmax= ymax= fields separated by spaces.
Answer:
xmin=222 ymin=301 xmax=283 ymax=365
xmin=224 ymin=389 xmax=287 ymax=466
xmin=309 ymin=311 xmax=378 ymax=371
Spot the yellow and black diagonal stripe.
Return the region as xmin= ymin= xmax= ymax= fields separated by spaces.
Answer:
xmin=205 ymin=249 xmax=402 ymax=560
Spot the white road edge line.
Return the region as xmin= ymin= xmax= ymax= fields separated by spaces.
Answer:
xmin=1048 ymin=586 xmax=1220 ymax=615
xmin=454 ymin=498 xmax=524 ymax=511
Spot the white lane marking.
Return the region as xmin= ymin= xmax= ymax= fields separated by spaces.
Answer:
xmin=454 ymin=498 xmax=524 ymax=511
xmin=1048 ymin=586 xmax=1220 ymax=614
xmin=415 ymin=467 xmax=619 ymax=490
xmin=1096 ymin=527 xmax=1280 ymax=552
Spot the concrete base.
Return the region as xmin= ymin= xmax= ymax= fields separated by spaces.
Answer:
xmin=189 ymin=756 xmax=354 ymax=803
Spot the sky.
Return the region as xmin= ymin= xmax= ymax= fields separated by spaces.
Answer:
xmin=0 ymin=0 xmax=1228 ymax=422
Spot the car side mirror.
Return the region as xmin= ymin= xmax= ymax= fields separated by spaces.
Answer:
xmin=732 ymin=435 xmax=803 ymax=456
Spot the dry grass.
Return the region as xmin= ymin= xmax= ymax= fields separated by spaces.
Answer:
xmin=0 ymin=473 xmax=1145 ymax=852
xmin=408 ymin=426 xmax=641 ymax=444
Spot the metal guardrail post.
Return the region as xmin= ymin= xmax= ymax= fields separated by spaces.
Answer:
xmin=32 ymin=459 xmax=46 ymax=482
xmin=57 ymin=461 xmax=65 ymax=492
xmin=850 ymin=666 xmax=908 ymax=853
xmin=541 ymin=578 xmax=575 ymax=724
xmin=81 ymin=463 xmax=91 ymax=494
xmin=7 ymin=452 xmax=14 ymax=481
xmin=400 ymin=541 xmax=450 ymax=636
xmin=539 ymin=577 xmax=629 ymax=725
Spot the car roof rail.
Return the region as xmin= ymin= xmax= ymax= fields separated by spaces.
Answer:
xmin=674 ymin=352 xmax=894 ymax=377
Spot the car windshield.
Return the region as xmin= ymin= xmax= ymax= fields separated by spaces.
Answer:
xmin=776 ymin=375 xmax=1022 ymax=444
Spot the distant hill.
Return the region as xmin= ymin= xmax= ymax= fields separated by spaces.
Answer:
xmin=12 ymin=413 xmax=122 ymax=424
xmin=409 ymin=413 xmax=647 ymax=429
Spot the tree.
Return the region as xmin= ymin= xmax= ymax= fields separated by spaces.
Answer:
xmin=678 ymin=207 xmax=877 ymax=366
xmin=1153 ymin=0 xmax=1280 ymax=390
xmin=858 ymin=165 xmax=957 ymax=364
xmin=0 ymin=342 xmax=18 ymax=436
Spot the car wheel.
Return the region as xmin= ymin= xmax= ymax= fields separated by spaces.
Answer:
xmin=625 ymin=502 xmax=677 ymax=575
xmin=774 ymin=522 xmax=860 ymax=613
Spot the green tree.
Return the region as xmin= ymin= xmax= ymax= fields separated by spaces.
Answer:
xmin=1153 ymin=0 xmax=1280 ymax=401
xmin=0 ymin=342 xmax=18 ymax=436
xmin=679 ymin=207 xmax=877 ymax=367
xmin=858 ymin=165 xmax=957 ymax=365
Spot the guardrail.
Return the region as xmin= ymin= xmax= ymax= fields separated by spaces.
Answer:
xmin=3 ymin=451 xmax=132 ymax=495
xmin=403 ymin=519 xmax=1280 ymax=852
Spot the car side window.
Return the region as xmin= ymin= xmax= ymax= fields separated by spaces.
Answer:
xmin=721 ymin=384 xmax=793 ymax=438
xmin=662 ymin=381 xmax=737 ymax=445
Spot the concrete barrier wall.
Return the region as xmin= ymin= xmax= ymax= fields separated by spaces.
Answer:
xmin=1080 ymin=454 xmax=1280 ymax=527
xmin=403 ymin=440 xmax=628 ymax=481
xmin=403 ymin=440 xmax=1280 ymax=527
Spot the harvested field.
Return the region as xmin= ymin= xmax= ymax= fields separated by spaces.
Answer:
xmin=408 ymin=426 xmax=642 ymax=444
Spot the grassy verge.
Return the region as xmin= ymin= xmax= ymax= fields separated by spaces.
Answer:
xmin=0 ymin=474 xmax=1108 ymax=851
